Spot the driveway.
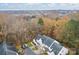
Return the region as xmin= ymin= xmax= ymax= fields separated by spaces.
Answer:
xmin=24 ymin=47 xmax=36 ymax=55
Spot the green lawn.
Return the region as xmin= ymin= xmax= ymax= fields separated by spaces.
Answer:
xmin=27 ymin=42 xmax=33 ymax=47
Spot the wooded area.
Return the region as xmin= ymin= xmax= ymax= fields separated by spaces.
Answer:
xmin=0 ymin=12 xmax=79 ymax=54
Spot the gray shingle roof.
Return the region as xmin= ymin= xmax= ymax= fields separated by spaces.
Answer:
xmin=35 ymin=34 xmax=63 ymax=55
xmin=35 ymin=34 xmax=54 ymax=47
xmin=0 ymin=41 xmax=17 ymax=55
xmin=50 ymin=42 xmax=63 ymax=55
xmin=0 ymin=44 xmax=6 ymax=55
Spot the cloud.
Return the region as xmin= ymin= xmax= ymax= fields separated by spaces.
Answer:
xmin=0 ymin=3 xmax=79 ymax=10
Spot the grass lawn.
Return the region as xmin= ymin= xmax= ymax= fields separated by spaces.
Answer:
xmin=32 ymin=47 xmax=38 ymax=50
xmin=31 ymin=42 xmax=38 ymax=50
xmin=27 ymin=42 xmax=33 ymax=47
xmin=26 ymin=41 xmax=38 ymax=51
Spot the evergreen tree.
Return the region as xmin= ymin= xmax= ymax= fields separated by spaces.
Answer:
xmin=59 ymin=19 xmax=79 ymax=49
xmin=38 ymin=18 xmax=44 ymax=25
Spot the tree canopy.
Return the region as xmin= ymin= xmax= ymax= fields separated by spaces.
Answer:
xmin=58 ymin=19 xmax=79 ymax=48
xmin=38 ymin=18 xmax=44 ymax=25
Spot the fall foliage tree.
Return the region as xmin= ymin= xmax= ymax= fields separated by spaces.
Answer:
xmin=56 ymin=19 xmax=79 ymax=48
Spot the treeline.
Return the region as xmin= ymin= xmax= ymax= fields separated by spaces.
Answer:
xmin=0 ymin=14 xmax=79 ymax=54
xmin=37 ymin=16 xmax=79 ymax=54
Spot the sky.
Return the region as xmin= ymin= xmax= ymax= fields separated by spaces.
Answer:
xmin=0 ymin=3 xmax=79 ymax=10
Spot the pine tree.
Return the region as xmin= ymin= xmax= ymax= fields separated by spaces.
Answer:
xmin=38 ymin=18 xmax=44 ymax=25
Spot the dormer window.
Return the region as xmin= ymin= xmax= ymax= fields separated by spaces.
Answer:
xmin=37 ymin=38 xmax=42 ymax=44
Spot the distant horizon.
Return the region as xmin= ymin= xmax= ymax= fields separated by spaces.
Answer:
xmin=0 ymin=3 xmax=79 ymax=10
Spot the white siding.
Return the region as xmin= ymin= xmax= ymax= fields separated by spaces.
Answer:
xmin=58 ymin=47 xmax=68 ymax=55
xmin=47 ymin=51 xmax=55 ymax=55
xmin=54 ymin=41 xmax=60 ymax=44
xmin=33 ymin=39 xmax=38 ymax=46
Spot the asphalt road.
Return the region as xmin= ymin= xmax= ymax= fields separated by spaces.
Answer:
xmin=24 ymin=47 xmax=36 ymax=55
xmin=0 ymin=41 xmax=36 ymax=55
